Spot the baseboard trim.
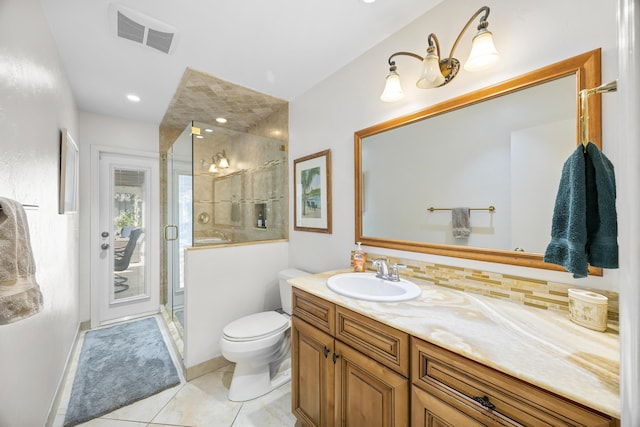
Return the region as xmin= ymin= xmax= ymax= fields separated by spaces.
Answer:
xmin=45 ymin=320 xmax=85 ymax=427
xmin=186 ymin=355 xmax=232 ymax=381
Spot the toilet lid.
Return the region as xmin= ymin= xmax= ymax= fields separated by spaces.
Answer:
xmin=223 ymin=311 xmax=290 ymax=342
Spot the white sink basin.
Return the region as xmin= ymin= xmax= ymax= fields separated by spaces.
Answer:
xmin=326 ymin=273 xmax=422 ymax=302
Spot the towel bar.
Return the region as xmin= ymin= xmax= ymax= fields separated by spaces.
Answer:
xmin=0 ymin=204 xmax=39 ymax=212
xmin=427 ymin=205 xmax=495 ymax=212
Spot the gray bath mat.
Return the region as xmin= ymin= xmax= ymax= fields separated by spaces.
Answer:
xmin=63 ymin=317 xmax=181 ymax=426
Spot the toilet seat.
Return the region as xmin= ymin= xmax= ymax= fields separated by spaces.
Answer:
xmin=223 ymin=311 xmax=290 ymax=342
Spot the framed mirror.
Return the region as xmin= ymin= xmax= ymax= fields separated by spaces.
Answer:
xmin=355 ymin=49 xmax=602 ymax=274
xmin=59 ymin=128 xmax=79 ymax=214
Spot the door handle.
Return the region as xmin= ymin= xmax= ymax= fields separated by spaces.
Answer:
xmin=101 ymin=231 xmax=109 ymax=238
xmin=101 ymin=243 xmax=110 ymax=250
xmin=164 ymin=224 xmax=178 ymax=241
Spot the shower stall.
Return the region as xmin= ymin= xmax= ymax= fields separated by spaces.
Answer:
xmin=164 ymin=118 xmax=289 ymax=357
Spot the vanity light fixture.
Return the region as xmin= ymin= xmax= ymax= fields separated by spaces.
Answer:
xmin=208 ymin=150 xmax=230 ymax=173
xmin=380 ymin=5 xmax=499 ymax=102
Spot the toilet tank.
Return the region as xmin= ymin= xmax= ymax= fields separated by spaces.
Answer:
xmin=278 ymin=268 xmax=310 ymax=315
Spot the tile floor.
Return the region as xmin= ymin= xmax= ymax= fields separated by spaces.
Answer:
xmin=51 ymin=315 xmax=300 ymax=427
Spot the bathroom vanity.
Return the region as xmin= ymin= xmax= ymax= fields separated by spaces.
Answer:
xmin=290 ymin=270 xmax=619 ymax=426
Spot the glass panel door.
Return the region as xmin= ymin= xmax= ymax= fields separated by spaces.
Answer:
xmin=113 ymin=168 xmax=146 ymax=300
xmin=166 ymin=123 xmax=193 ymax=339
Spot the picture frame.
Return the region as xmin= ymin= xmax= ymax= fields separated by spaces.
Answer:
xmin=59 ymin=128 xmax=79 ymax=214
xmin=294 ymin=149 xmax=332 ymax=233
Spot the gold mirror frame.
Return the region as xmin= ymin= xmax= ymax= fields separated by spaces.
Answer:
xmin=355 ymin=49 xmax=602 ymax=275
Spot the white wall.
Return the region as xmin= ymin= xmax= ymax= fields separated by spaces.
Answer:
xmin=184 ymin=241 xmax=289 ymax=368
xmin=78 ymin=112 xmax=159 ymax=321
xmin=617 ymin=1 xmax=640 ymax=425
xmin=289 ymin=0 xmax=619 ymax=290
xmin=0 ymin=0 xmax=80 ymax=425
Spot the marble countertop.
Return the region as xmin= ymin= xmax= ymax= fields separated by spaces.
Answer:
xmin=290 ymin=269 xmax=620 ymax=419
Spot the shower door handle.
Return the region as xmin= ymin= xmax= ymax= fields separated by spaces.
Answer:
xmin=164 ymin=225 xmax=178 ymax=241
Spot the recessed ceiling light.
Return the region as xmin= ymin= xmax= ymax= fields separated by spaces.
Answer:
xmin=127 ymin=94 xmax=141 ymax=102
xmin=361 ymin=0 xmax=376 ymax=3
xmin=195 ymin=135 xmax=204 ymax=139
xmin=205 ymin=128 xmax=213 ymax=133
xmin=216 ymin=117 xmax=227 ymax=124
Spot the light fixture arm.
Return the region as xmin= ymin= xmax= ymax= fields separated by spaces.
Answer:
xmin=445 ymin=6 xmax=491 ymax=69
xmin=427 ymin=33 xmax=441 ymax=57
xmin=386 ymin=51 xmax=424 ymax=67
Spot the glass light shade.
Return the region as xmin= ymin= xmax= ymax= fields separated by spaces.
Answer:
xmin=379 ymin=71 xmax=404 ymax=102
xmin=416 ymin=53 xmax=446 ymax=89
xmin=218 ymin=156 xmax=229 ymax=168
xmin=464 ymin=30 xmax=499 ymax=72
xmin=208 ymin=163 xmax=218 ymax=173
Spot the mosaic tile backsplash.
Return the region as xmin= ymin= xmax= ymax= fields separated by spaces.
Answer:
xmin=354 ymin=251 xmax=619 ymax=330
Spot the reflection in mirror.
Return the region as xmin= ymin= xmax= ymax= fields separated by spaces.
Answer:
xmin=363 ymin=76 xmax=575 ymax=253
xmin=355 ymin=50 xmax=602 ymax=274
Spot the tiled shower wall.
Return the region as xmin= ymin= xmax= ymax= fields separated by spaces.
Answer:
xmin=192 ymin=119 xmax=288 ymax=243
xmin=358 ymin=252 xmax=619 ymax=329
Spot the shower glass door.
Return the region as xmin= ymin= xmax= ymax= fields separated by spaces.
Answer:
xmin=167 ymin=124 xmax=193 ymax=337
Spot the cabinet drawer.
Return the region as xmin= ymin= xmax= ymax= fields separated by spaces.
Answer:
xmin=336 ymin=306 xmax=409 ymax=377
xmin=412 ymin=337 xmax=615 ymax=427
xmin=412 ymin=384 xmax=519 ymax=427
xmin=292 ymin=288 xmax=335 ymax=336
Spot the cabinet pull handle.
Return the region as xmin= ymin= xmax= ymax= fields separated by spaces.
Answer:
xmin=472 ymin=395 xmax=496 ymax=411
xmin=332 ymin=352 xmax=339 ymax=364
xmin=323 ymin=346 xmax=330 ymax=358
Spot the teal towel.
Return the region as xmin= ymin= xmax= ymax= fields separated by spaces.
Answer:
xmin=544 ymin=142 xmax=618 ymax=278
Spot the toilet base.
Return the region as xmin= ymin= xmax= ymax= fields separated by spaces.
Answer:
xmin=228 ymin=362 xmax=291 ymax=402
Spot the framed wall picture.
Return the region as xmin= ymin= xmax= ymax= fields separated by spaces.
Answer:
xmin=294 ymin=149 xmax=332 ymax=233
xmin=59 ymin=128 xmax=79 ymax=214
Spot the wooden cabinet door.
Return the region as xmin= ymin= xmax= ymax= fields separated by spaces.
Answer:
xmin=292 ymin=316 xmax=335 ymax=427
xmin=334 ymin=341 xmax=409 ymax=427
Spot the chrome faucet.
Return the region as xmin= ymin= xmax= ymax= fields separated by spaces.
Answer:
xmin=372 ymin=258 xmax=389 ymax=280
xmin=389 ymin=263 xmax=407 ymax=282
xmin=373 ymin=259 xmax=407 ymax=282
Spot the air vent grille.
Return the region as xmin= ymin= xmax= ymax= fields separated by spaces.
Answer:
xmin=117 ymin=11 xmax=144 ymax=43
xmin=146 ymin=28 xmax=174 ymax=54
xmin=109 ymin=3 xmax=178 ymax=55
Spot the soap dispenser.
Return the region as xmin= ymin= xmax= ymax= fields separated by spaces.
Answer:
xmin=353 ymin=242 xmax=366 ymax=272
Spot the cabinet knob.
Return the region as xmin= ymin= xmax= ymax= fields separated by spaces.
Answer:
xmin=323 ymin=346 xmax=330 ymax=358
xmin=332 ymin=352 xmax=340 ymax=364
xmin=472 ymin=395 xmax=496 ymax=411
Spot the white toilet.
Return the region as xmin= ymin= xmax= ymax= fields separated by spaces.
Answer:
xmin=221 ymin=268 xmax=310 ymax=401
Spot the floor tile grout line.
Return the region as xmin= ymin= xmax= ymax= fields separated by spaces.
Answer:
xmin=230 ymin=402 xmax=245 ymax=427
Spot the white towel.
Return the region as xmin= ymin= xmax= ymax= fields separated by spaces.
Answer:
xmin=452 ymin=207 xmax=471 ymax=238
xmin=0 ymin=197 xmax=43 ymax=324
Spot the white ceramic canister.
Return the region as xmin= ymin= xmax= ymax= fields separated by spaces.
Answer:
xmin=568 ymin=289 xmax=608 ymax=332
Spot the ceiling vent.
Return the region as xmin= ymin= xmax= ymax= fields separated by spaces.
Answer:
xmin=109 ymin=3 xmax=178 ymax=55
